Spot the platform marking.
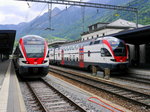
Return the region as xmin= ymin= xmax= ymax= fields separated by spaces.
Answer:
xmin=14 ymin=71 xmax=27 ymax=112
xmin=0 ymin=62 xmax=11 ymax=112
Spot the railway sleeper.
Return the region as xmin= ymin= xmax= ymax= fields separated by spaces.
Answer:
xmin=118 ymin=91 xmax=132 ymax=96
xmin=133 ymin=96 xmax=148 ymax=101
xmin=44 ymin=101 xmax=67 ymax=106
xmin=123 ymin=94 xmax=141 ymax=99
xmin=114 ymin=90 xmax=127 ymax=94
xmin=47 ymin=105 xmax=76 ymax=111
xmin=139 ymin=99 xmax=150 ymax=104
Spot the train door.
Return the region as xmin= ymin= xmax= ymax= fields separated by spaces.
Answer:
xmin=61 ymin=49 xmax=64 ymax=65
xmin=79 ymin=47 xmax=84 ymax=68
xmin=100 ymin=48 xmax=106 ymax=63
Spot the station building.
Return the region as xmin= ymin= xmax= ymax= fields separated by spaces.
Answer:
xmin=81 ymin=19 xmax=143 ymax=41
xmin=81 ymin=19 xmax=150 ymax=67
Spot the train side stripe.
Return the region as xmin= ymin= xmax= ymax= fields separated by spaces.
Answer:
xmin=19 ymin=38 xmax=27 ymax=60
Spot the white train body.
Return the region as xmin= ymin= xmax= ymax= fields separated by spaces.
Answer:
xmin=13 ymin=35 xmax=49 ymax=78
xmin=49 ymin=36 xmax=129 ymax=71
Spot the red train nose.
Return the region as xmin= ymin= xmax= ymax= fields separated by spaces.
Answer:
xmin=115 ymin=56 xmax=127 ymax=62
xmin=26 ymin=58 xmax=44 ymax=64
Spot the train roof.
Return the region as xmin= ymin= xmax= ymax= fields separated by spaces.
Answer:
xmin=21 ymin=35 xmax=45 ymax=40
xmin=49 ymin=36 xmax=121 ymax=49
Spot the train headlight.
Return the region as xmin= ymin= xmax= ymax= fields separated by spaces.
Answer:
xmin=22 ymin=61 xmax=29 ymax=64
xmin=43 ymin=60 xmax=48 ymax=63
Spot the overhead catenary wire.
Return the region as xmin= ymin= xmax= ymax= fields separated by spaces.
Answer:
xmin=30 ymin=6 xmax=73 ymax=30
xmin=46 ymin=2 xmax=54 ymax=30
xmin=81 ymin=6 xmax=85 ymax=32
xmin=30 ymin=4 xmax=48 ymax=28
xmin=63 ymin=9 xmax=102 ymax=35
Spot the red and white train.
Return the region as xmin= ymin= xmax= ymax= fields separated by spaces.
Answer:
xmin=49 ymin=36 xmax=129 ymax=72
xmin=13 ymin=35 xmax=49 ymax=78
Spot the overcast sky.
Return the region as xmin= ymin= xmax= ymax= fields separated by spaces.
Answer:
xmin=0 ymin=0 xmax=89 ymax=25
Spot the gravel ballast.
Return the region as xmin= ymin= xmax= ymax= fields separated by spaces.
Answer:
xmin=49 ymin=72 xmax=150 ymax=112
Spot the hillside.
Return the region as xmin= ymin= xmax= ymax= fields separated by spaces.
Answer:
xmin=15 ymin=0 xmax=132 ymax=40
xmin=0 ymin=0 xmax=149 ymax=41
xmin=100 ymin=0 xmax=150 ymax=25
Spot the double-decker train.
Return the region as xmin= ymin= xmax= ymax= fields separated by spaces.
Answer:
xmin=13 ymin=35 xmax=49 ymax=78
xmin=49 ymin=36 xmax=129 ymax=73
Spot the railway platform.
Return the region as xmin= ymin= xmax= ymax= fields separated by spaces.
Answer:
xmin=129 ymin=67 xmax=150 ymax=76
xmin=0 ymin=60 xmax=26 ymax=112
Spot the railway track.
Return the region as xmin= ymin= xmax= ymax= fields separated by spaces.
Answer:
xmin=23 ymin=79 xmax=87 ymax=112
xmin=49 ymin=65 xmax=150 ymax=109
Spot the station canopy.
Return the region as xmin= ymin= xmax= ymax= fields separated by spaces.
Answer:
xmin=0 ymin=30 xmax=16 ymax=55
xmin=110 ymin=26 xmax=150 ymax=45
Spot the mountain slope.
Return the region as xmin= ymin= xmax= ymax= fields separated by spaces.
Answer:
xmin=0 ymin=0 xmax=149 ymax=41
xmin=97 ymin=0 xmax=150 ymax=25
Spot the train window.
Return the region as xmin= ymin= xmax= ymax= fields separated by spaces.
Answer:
xmin=76 ymin=57 xmax=78 ymax=61
xmin=88 ymin=51 xmax=91 ymax=57
xmin=19 ymin=53 xmax=23 ymax=58
xmin=94 ymin=40 xmax=100 ymax=44
xmin=101 ymin=48 xmax=112 ymax=57
xmin=46 ymin=51 xmax=49 ymax=58
xmin=90 ymin=42 xmax=93 ymax=45
xmin=24 ymin=44 xmax=44 ymax=58
xmin=73 ymin=55 xmax=75 ymax=61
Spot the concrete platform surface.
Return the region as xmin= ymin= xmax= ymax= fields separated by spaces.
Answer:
xmin=129 ymin=67 xmax=150 ymax=76
xmin=0 ymin=60 xmax=10 ymax=87
xmin=0 ymin=60 xmax=26 ymax=112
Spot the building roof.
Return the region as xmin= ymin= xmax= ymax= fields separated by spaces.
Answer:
xmin=108 ymin=19 xmax=143 ymax=28
xmin=81 ymin=19 xmax=144 ymax=36
xmin=0 ymin=30 xmax=16 ymax=55
xmin=110 ymin=25 xmax=150 ymax=45
xmin=88 ymin=22 xmax=109 ymax=28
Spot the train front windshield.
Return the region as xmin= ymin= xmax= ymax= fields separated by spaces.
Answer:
xmin=109 ymin=39 xmax=126 ymax=56
xmin=24 ymin=38 xmax=45 ymax=58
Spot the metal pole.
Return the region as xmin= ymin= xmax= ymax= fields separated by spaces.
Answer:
xmin=136 ymin=11 xmax=138 ymax=28
xmin=48 ymin=3 xmax=52 ymax=29
xmin=81 ymin=6 xmax=85 ymax=32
